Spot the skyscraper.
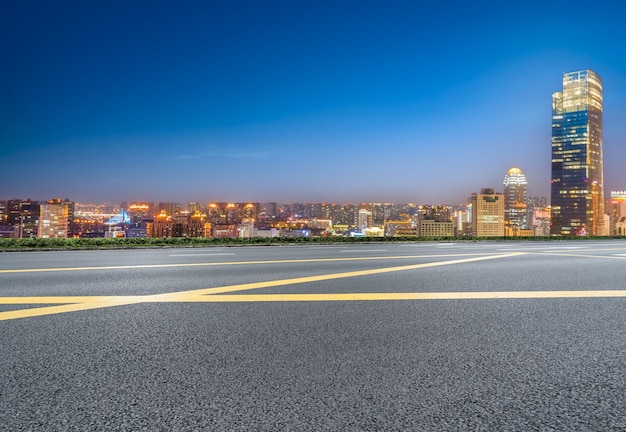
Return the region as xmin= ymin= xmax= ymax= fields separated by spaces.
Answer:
xmin=551 ymin=70 xmax=605 ymax=236
xmin=503 ymin=166 xmax=528 ymax=229
xmin=470 ymin=188 xmax=504 ymax=237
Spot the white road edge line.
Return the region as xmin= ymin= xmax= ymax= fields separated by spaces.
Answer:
xmin=340 ymin=250 xmax=388 ymax=253
xmin=168 ymin=253 xmax=236 ymax=257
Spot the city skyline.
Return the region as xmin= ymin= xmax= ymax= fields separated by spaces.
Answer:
xmin=2 ymin=1 xmax=626 ymax=204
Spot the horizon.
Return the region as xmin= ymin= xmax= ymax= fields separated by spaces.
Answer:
xmin=3 ymin=1 xmax=626 ymax=204
xmin=3 ymin=194 xmax=550 ymax=208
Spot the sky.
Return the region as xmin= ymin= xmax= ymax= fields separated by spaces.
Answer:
xmin=2 ymin=0 xmax=626 ymax=205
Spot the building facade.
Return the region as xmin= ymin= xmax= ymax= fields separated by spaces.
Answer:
xmin=38 ymin=201 xmax=69 ymax=238
xmin=610 ymin=191 xmax=626 ymax=235
xmin=419 ymin=219 xmax=454 ymax=237
xmin=20 ymin=201 xmax=41 ymax=238
xmin=503 ymin=166 xmax=528 ymax=229
xmin=551 ymin=70 xmax=605 ymax=236
xmin=358 ymin=209 xmax=372 ymax=231
xmin=470 ymin=188 xmax=504 ymax=237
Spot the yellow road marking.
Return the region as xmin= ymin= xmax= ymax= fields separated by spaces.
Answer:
xmin=0 ymin=296 xmax=144 ymax=304
xmin=1 ymin=253 xmax=522 ymax=321
xmin=157 ymin=252 xmax=526 ymax=298
xmin=157 ymin=291 xmax=626 ymax=302
xmin=5 ymin=251 xmax=612 ymax=321
xmin=533 ymin=252 xmax=626 ymax=260
xmin=4 ymin=249 xmax=626 ymax=322
xmin=1 ymin=253 xmax=521 ymax=306
xmin=3 ymin=288 xmax=626 ymax=321
xmin=0 ymin=253 xmax=499 ymax=274
xmin=0 ymin=297 xmax=146 ymax=321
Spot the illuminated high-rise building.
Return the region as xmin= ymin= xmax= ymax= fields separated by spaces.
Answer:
xmin=551 ymin=70 xmax=604 ymax=236
xmin=470 ymin=188 xmax=504 ymax=237
xmin=38 ymin=200 xmax=69 ymax=238
xmin=0 ymin=200 xmax=7 ymax=224
xmin=260 ymin=202 xmax=277 ymax=219
xmin=128 ymin=202 xmax=153 ymax=222
xmin=241 ymin=203 xmax=260 ymax=221
xmin=206 ymin=203 xmax=223 ymax=225
xmin=224 ymin=203 xmax=240 ymax=224
xmin=358 ymin=208 xmax=371 ymax=230
xmin=610 ymin=191 xmax=626 ymax=235
xmin=503 ymin=166 xmax=528 ymax=229
xmin=20 ymin=200 xmax=40 ymax=238
xmin=6 ymin=199 xmax=22 ymax=226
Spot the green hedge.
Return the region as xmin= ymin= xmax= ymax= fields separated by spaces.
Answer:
xmin=0 ymin=235 xmax=624 ymax=250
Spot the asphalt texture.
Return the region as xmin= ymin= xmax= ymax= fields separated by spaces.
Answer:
xmin=1 ymin=240 xmax=626 ymax=431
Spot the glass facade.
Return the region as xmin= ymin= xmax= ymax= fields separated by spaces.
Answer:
xmin=503 ymin=166 xmax=528 ymax=229
xmin=550 ymin=70 xmax=604 ymax=236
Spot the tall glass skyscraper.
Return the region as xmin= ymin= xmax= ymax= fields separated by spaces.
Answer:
xmin=503 ymin=166 xmax=528 ymax=229
xmin=550 ymin=70 xmax=604 ymax=236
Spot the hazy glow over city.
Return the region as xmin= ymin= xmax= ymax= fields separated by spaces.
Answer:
xmin=2 ymin=1 xmax=626 ymax=204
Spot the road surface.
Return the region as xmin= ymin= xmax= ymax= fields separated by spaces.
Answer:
xmin=1 ymin=240 xmax=626 ymax=430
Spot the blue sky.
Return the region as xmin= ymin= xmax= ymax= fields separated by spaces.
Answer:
xmin=2 ymin=0 xmax=626 ymax=204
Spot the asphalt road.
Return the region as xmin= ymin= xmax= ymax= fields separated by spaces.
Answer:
xmin=1 ymin=240 xmax=626 ymax=431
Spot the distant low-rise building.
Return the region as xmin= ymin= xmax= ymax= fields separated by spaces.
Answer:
xmin=0 ymin=225 xmax=20 ymax=238
xmin=616 ymin=217 xmax=626 ymax=236
xmin=146 ymin=213 xmax=209 ymax=238
xmin=309 ymin=219 xmax=332 ymax=230
xmin=212 ymin=224 xmax=239 ymax=239
xmin=280 ymin=229 xmax=311 ymax=238
xmin=239 ymin=218 xmax=255 ymax=238
xmin=419 ymin=219 xmax=454 ymax=237
xmin=254 ymin=228 xmax=280 ymax=238
xmin=531 ymin=207 xmax=551 ymax=237
xmin=363 ymin=227 xmax=384 ymax=237
xmin=385 ymin=220 xmax=417 ymax=237
xmin=504 ymin=226 xmax=534 ymax=237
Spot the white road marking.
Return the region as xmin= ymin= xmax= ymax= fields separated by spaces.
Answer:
xmin=168 ymin=253 xmax=236 ymax=257
xmin=542 ymin=246 xmax=585 ymax=249
xmin=341 ymin=249 xmax=388 ymax=253
xmin=498 ymin=246 xmax=586 ymax=251
xmin=307 ymin=247 xmax=343 ymax=250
